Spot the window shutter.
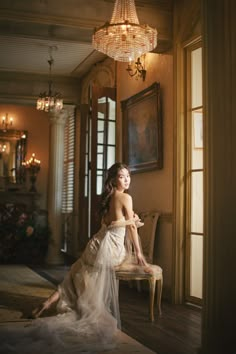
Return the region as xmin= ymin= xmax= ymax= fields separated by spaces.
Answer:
xmin=62 ymin=113 xmax=75 ymax=213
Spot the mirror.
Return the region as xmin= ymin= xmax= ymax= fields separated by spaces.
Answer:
xmin=0 ymin=130 xmax=27 ymax=188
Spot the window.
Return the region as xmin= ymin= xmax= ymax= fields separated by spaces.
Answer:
xmin=185 ymin=44 xmax=203 ymax=304
xmin=96 ymin=96 xmax=116 ymax=194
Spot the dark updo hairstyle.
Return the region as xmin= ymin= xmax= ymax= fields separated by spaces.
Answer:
xmin=99 ymin=162 xmax=130 ymax=217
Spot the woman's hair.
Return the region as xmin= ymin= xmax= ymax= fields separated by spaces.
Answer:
xmin=99 ymin=162 xmax=130 ymax=217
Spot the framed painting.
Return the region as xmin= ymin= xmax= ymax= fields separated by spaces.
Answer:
xmin=121 ymin=82 xmax=163 ymax=173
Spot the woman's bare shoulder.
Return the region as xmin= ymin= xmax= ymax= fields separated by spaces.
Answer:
xmin=125 ymin=193 xmax=132 ymax=200
xmin=119 ymin=193 xmax=132 ymax=208
xmin=113 ymin=190 xmax=131 ymax=199
xmin=118 ymin=192 xmax=132 ymax=201
xmin=112 ymin=191 xmax=131 ymax=207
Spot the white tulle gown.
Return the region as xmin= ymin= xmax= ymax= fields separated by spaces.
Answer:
xmin=0 ymin=218 xmax=138 ymax=354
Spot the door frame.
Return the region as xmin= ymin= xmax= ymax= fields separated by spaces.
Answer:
xmin=172 ymin=36 xmax=202 ymax=304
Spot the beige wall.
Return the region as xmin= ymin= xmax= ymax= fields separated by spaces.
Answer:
xmin=79 ymin=53 xmax=174 ymax=298
xmin=0 ymin=104 xmax=49 ymax=209
xmin=0 ymin=52 xmax=174 ymax=299
xmin=116 ymin=53 xmax=174 ymax=299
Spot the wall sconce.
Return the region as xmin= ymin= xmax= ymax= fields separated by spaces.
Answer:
xmin=126 ymin=56 xmax=146 ymax=81
xmin=0 ymin=143 xmax=7 ymax=153
xmin=2 ymin=113 xmax=13 ymax=132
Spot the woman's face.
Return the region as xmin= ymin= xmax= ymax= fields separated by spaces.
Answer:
xmin=115 ymin=168 xmax=131 ymax=191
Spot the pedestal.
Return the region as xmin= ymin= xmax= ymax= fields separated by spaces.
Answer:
xmin=29 ymin=174 xmax=37 ymax=193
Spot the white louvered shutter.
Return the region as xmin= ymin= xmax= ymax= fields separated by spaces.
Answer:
xmin=62 ymin=113 xmax=75 ymax=213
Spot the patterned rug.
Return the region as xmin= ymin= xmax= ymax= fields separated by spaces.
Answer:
xmin=0 ymin=265 xmax=156 ymax=353
xmin=0 ymin=264 xmax=56 ymax=322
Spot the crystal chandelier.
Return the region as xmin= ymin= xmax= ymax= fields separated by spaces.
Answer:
xmin=92 ymin=0 xmax=157 ymax=62
xmin=36 ymin=47 xmax=63 ymax=112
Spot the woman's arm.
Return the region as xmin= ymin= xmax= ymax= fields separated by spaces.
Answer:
xmin=123 ymin=194 xmax=147 ymax=266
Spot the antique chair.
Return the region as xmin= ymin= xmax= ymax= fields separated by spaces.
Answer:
xmin=115 ymin=211 xmax=163 ymax=322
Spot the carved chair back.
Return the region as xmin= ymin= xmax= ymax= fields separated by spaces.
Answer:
xmin=138 ymin=211 xmax=160 ymax=263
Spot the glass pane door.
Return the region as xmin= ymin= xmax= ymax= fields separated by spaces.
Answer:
xmin=79 ymin=86 xmax=116 ymax=245
xmin=186 ymin=45 xmax=204 ymax=304
xmin=91 ymin=86 xmax=116 ymax=236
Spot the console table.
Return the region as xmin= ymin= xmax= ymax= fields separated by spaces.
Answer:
xmin=0 ymin=191 xmax=40 ymax=211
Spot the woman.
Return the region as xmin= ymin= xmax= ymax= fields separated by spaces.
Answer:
xmin=0 ymin=162 xmax=148 ymax=353
xmin=32 ymin=162 xmax=147 ymax=320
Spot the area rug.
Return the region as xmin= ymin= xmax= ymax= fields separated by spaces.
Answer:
xmin=0 ymin=265 xmax=156 ymax=353
xmin=0 ymin=264 xmax=57 ymax=322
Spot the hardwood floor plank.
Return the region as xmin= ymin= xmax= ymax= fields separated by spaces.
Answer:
xmin=118 ymin=281 xmax=201 ymax=354
xmin=31 ymin=265 xmax=202 ymax=354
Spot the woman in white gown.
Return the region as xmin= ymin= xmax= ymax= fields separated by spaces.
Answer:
xmin=0 ymin=162 xmax=148 ymax=353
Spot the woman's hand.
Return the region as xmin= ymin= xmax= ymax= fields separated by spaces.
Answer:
xmin=133 ymin=213 xmax=144 ymax=228
xmin=136 ymin=251 xmax=147 ymax=266
xmin=133 ymin=213 xmax=140 ymax=222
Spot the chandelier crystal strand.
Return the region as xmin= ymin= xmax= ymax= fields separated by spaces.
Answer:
xmin=110 ymin=0 xmax=139 ymax=24
xmin=92 ymin=0 xmax=157 ymax=62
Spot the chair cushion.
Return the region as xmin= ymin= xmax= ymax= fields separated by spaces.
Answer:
xmin=115 ymin=263 xmax=162 ymax=278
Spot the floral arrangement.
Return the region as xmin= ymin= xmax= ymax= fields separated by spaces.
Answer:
xmin=0 ymin=203 xmax=50 ymax=264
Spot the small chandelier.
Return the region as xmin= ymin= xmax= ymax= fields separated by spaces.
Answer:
xmin=92 ymin=0 xmax=158 ymax=62
xmin=36 ymin=47 xmax=63 ymax=112
xmin=2 ymin=113 xmax=13 ymax=132
xmin=126 ymin=55 xmax=146 ymax=81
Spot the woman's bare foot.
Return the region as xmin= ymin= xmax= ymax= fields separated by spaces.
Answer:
xmin=31 ymin=290 xmax=60 ymax=319
xmin=31 ymin=302 xmax=49 ymax=319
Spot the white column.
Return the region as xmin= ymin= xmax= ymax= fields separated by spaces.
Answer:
xmin=46 ymin=106 xmax=75 ymax=264
xmin=202 ymin=1 xmax=236 ymax=353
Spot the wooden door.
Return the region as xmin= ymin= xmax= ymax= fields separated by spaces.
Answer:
xmin=79 ymin=86 xmax=116 ymax=249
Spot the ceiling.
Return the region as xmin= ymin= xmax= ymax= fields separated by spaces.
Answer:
xmin=0 ymin=0 xmax=173 ymax=81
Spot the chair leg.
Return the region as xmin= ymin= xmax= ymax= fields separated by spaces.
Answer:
xmin=156 ymin=276 xmax=163 ymax=316
xmin=128 ymin=280 xmax=133 ymax=288
xmin=148 ymin=277 xmax=156 ymax=322
xmin=136 ymin=280 xmax=141 ymax=292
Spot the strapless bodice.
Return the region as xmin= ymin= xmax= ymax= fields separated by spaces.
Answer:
xmin=103 ymin=217 xmax=136 ymax=229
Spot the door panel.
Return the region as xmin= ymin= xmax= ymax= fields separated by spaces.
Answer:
xmin=91 ymin=86 xmax=116 ymax=236
xmin=79 ymin=86 xmax=116 ymax=247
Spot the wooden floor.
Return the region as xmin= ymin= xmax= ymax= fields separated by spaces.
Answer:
xmin=31 ymin=265 xmax=202 ymax=354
